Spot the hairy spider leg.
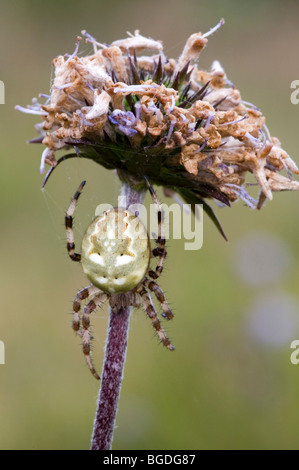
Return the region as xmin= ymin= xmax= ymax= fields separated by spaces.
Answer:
xmin=72 ymin=284 xmax=102 ymax=333
xmin=65 ymin=180 xmax=86 ymax=262
xmin=137 ymin=285 xmax=175 ymax=350
xmin=144 ymin=177 xmax=167 ymax=280
xmin=81 ymin=293 xmax=107 ymax=380
xmin=143 ymin=278 xmax=174 ymax=320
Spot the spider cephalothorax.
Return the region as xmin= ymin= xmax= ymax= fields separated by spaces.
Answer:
xmin=66 ymin=179 xmax=174 ymax=379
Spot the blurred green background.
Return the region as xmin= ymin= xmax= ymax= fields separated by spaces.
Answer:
xmin=1 ymin=0 xmax=299 ymax=450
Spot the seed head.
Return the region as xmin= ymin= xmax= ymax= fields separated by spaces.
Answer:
xmin=16 ymin=21 xmax=299 ymax=239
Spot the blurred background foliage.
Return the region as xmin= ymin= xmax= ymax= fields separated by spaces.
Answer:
xmin=1 ymin=0 xmax=299 ymax=450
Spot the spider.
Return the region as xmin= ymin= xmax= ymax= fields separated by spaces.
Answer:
xmin=65 ymin=178 xmax=175 ymax=379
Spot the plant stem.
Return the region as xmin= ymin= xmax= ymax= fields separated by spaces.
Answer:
xmin=90 ymin=306 xmax=131 ymax=450
xmin=90 ymin=183 xmax=145 ymax=451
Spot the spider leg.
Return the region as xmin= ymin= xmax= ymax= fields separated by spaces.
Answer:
xmin=149 ymin=237 xmax=167 ymax=281
xmin=72 ymin=284 xmax=102 ymax=334
xmin=42 ymin=153 xmax=78 ymax=189
xmin=143 ymin=278 xmax=174 ymax=320
xmin=82 ymin=293 xmax=107 ymax=380
xmin=144 ymin=177 xmax=167 ymax=280
xmin=137 ymin=285 xmax=175 ymax=350
xmin=65 ymin=180 xmax=86 ymax=262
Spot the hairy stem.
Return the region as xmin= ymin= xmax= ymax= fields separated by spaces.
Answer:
xmin=90 ymin=306 xmax=131 ymax=450
xmin=90 ymin=183 xmax=145 ymax=451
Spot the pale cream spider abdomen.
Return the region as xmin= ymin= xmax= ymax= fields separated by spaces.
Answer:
xmin=81 ymin=208 xmax=150 ymax=294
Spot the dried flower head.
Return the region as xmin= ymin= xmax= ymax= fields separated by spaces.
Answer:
xmin=16 ymin=21 xmax=299 ymax=238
